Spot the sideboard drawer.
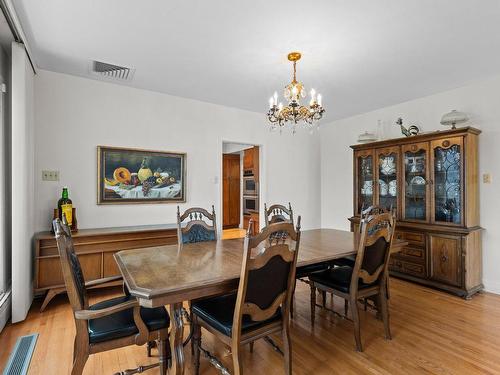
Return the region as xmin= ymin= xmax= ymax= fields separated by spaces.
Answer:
xmin=395 ymin=230 xmax=426 ymax=247
xmin=390 ymin=258 xmax=427 ymax=278
xmin=395 ymin=246 xmax=426 ymax=263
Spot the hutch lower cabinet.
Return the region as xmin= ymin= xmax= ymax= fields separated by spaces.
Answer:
xmin=35 ymin=224 xmax=178 ymax=311
xmin=349 ymin=127 xmax=482 ymax=298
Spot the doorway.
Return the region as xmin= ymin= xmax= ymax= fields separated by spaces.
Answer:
xmin=221 ymin=142 xmax=260 ymax=239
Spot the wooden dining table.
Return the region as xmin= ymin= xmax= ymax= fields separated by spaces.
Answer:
xmin=115 ymin=228 xmax=407 ymax=375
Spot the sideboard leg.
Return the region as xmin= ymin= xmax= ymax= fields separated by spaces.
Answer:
xmin=40 ymin=287 xmax=65 ymax=312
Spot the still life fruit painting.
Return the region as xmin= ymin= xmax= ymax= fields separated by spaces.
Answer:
xmin=97 ymin=146 xmax=186 ymax=204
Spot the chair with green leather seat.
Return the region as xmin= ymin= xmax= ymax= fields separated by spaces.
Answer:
xmin=309 ymin=212 xmax=396 ymax=352
xmin=53 ymin=218 xmax=170 ymax=375
xmin=191 ymin=218 xmax=302 ymax=375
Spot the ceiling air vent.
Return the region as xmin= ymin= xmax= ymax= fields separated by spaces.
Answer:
xmin=90 ymin=60 xmax=135 ymax=81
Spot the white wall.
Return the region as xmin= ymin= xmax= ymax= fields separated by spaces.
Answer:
xmin=0 ymin=43 xmax=11 ymax=295
xmin=222 ymin=142 xmax=253 ymax=154
xmin=34 ymin=70 xmax=321 ymax=234
xmin=0 ymin=42 xmax=12 ymax=333
xmin=321 ymin=74 xmax=500 ymax=294
xmin=11 ymin=42 xmax=35 ymax=322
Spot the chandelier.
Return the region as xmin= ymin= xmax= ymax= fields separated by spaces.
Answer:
xmin=267 ymin=52 xmax=325 ymax=133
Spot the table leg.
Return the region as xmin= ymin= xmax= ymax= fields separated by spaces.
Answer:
xmin=169 ymin=303 xmax=185 ymax=375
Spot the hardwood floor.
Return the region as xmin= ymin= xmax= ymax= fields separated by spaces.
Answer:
xmin=222 ymin=228 xmax=247 ymax=239
xmin=1 ymin=278 xmax=500 ymax=374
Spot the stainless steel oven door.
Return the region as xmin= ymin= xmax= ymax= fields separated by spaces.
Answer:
xmin=243 ymin=176 xmax=258 ymax=195
xmin=243 ymin=195 xmax=259 ymax=214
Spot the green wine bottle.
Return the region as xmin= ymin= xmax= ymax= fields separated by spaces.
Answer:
xmin=58 ymin=187 xmax=73 ymax=226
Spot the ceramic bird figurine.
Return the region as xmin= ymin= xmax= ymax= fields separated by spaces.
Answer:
xmin=396 ymin=117 xmax=419 ymax=137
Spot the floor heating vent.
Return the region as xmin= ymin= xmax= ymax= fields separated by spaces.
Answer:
xmin=3 ymin=334 xmax=38 ymax=375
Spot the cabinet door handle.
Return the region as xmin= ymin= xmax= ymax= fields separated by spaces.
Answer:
xmin=441 ymin=254 xmax=448 ymax=263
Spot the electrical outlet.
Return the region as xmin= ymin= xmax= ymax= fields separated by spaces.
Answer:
xmin=42 ymin=170 xmax=59 ymax=181
xmin=483 ymin=173 xmax=491 ymax=184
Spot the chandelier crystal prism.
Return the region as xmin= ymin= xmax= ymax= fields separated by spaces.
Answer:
xmin=267 ymin=52 xmax=325 ymax=133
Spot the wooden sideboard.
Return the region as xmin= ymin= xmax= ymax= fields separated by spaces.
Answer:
xmin=349 ymin=127 xmax=483 ymax=299
xmin=35 ymin=224 xmax=178 ymax=311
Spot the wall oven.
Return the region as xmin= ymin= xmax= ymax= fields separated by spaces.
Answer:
xmin=243 ymin=176 xmax=258 ymax=196
xmin=243 ymin=195 xmax=259 ymax=214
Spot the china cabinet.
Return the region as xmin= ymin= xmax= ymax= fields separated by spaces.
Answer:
xmin=349 ymin=127 xmax=482 ymax=298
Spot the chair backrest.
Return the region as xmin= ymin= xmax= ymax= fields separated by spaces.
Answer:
xmin=177 ymin=205 xmax=217 ymax=244
xmin=264 ymin=202 xmax=294 ymax=226
xmin=360 ymin=205 xmax=394 ymax=221
xmin=53 ymin=218 xmax=88 ymax=312
xmin=232 ymin=217 xmax=301 ymax=337
xmin=351 ymin=212 xmax=396 ymax=291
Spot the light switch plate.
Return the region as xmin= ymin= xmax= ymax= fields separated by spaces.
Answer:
xmin=42 ymin=170 xmax=59 ymax=181
xmin=483 ymin=173 xmax=491 ymax=184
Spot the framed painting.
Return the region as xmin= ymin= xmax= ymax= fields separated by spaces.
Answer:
xmin=97 ymin=146 xmax=186 ymax=204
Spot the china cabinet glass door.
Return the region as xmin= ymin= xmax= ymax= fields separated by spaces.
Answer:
xmin=356 ymin=151 xmax=374 ymax=214
xmin=403 ymin=143 xmax=429 ymax=221
xmin=376 ymin=147 xmax=399 ymax=214
xmin=431 ymin=138 xmax=463 ymax=225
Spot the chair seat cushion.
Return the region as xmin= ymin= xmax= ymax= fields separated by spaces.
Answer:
xmin=191 ymin=293 xmax=282 ymax=337
xmin=88 ymin=296 xmax=170 ymax=344
xmin=331 ymin=255 xmax=356 ymax=268
xmin=296 ymin=262 xmax=331 ymax=278
xmin=309 ymin=266 xmax=374 ymax=294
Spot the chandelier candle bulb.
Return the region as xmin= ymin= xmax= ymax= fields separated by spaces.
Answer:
xmin=317 ymin=94 xmax=322 ymax=106
xmin=273 ymin=91 xmax=278 ymax=105
xmin=269 ymin=97 xmax=274 ymax=108
xmin=278 ymin=102 xmax=283 ymax=110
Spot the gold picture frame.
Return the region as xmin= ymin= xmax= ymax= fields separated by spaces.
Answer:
xmin=97 ymin=146 xmax=186 ymax=204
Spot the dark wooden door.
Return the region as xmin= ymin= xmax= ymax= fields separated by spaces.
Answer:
xmin=223 ymin=154 xmax=241 ymax=228
xmin=429 ymin=234 xmax=462 ymax=287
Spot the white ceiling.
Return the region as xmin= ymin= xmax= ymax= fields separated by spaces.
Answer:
xmin=14 ymin=0 xmax=500 ymax=121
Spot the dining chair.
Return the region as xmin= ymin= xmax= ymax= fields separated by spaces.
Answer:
xmin=309 ymin=212 xmax=396 ymax=351
xmin=176 ymin=205 xmax=217 ymax=351
xmin=177 ymin=205 xmax=217 ymax=244
xmin=264 ymin=202 xmax=294 ymax=227
xmin=362 ymin=205 xmax=397 ymax=302
xmin=191 ymin=218 xmax=302 ymax=375
xmin=335 ymin=205 xmax=394 ymax=268
xmin=52 ymin=217 xmax=170 ymax=375
xmin=265 ymin=203 xmax=330 ymax=317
